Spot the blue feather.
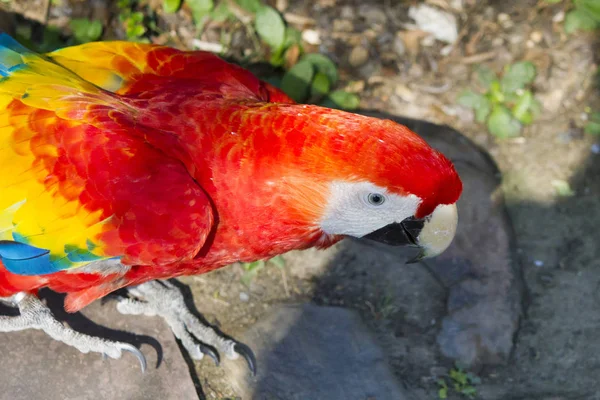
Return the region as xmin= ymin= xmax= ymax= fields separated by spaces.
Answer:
xmin=0 ymin=34 xmax=33 ymax=77
xmin=0 ymin=240 xmax=60 ymax=275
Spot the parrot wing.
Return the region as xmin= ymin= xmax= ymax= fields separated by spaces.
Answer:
xmin=0 ymin=34 xmax=214 ymax=276
xmin=46 ymin=41 xmax=294 ymax=103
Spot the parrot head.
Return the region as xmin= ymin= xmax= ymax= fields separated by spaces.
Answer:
xmin=200 ymin=103 xmax=462 ymax=265
xmin=247 ymin=105 xmax=463 ymax=262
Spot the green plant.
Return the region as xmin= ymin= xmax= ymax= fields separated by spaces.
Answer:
xmin=458 ymin=62 xmax=541 ymax=138
xmin=160 ymin=0 xmax=359 ymax=108
xmin=437 ymin=364 xmax=481 ymax=399
xmin=240 ymin=255 xmax=286 ymax=285
xmin=69 ymin=19 xmax=103 ymax=44
xmin=584 ymin=109 xmax=600 ymax=135
xmin=546 ymin=0 xmax=600 ymax=33
xmin=117 ymin=0 xmax=154 ymax=41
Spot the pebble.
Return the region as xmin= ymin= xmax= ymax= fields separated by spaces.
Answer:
xmin=530 ymin=31 xmax=543 ymax=43
xmin=591 ymin=143 xmax=600 ymax=154
xmin=349 ymin=45 xmax=369 ymax=67
xmin=393 ymin=33 xmax=406 ymax=56
xmin=395 ymin=84 xmax=416 ymax=102
xmin=359 ymin=5 xmax=387 ymax=25
xmin=333 ymin=19 xmax=354 ymax=32
xmin=239 ymin=292 xmax=250 ymax=302
xmin=553 ymin=10 xmax=565 ymax=23
xmin=302 ymin=29 xmax=321 ymax=45
xmin=340 ymin=5 xmax=355 ymax=19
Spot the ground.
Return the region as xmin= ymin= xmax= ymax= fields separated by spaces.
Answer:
xmin=1 ymin=0 xmax=599 ymax=399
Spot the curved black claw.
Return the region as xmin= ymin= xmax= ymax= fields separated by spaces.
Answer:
xmin=234 ymin=342 xmax=257 ymax=376
xmin=199 ymin=343 xmax=220 ymax=367
xmin=118 ymin=343 xmax=147 ymax=373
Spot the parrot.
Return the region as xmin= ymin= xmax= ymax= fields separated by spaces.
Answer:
xmin=0 ymin=33 xmax=462 ymax=374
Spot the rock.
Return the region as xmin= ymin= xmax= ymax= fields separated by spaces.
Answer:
xmin=360 ymin=113 xmax=524 ymax=368
xmin=358 ymin=5 xmax=387 ymax=25
xmin=332 ymin=19 xmax=353 ymax=32
xmin=0 ymin=290 xmax=199 ymax=400
xmin=408 ymin=4 xmax=458 ymax=44
xmin=393 ymin=33 xmax=406 ymax=56
xmin=301 ymin=29 xmax=321 ymax=45
xmin=423 ymin=124 xmax=522 ymax=367
xmin=223 ymin=304 xmax=409 ymax=400
xmin=349 ymin=45 xmax=369 ymax=67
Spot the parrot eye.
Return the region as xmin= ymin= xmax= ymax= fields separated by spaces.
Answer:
xmin=367 ymin=193 xmax=386 ymax=206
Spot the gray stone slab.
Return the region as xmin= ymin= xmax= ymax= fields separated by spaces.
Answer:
xmin=223 ymin=303 xmax=408 ymax=400
xmin=0 ymin=291 xmax=199 ymax=400
xmin=361 ymin=113 xmax=524 ymax=368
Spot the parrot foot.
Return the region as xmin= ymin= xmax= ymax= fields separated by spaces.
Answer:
xmin=117 ymin=280 xmax=256 ymax=375
xmin=0 ymin=292 xmax=147 ymax=372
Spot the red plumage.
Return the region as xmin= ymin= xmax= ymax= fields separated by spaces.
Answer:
xmin=0 ymin=41 xmax=462 ymax=312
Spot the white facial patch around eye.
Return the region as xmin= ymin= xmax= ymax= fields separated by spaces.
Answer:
xmin=319 ymin=181 xmax=421 ymax=238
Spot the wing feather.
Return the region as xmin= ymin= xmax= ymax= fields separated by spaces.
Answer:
xmin=0 ymin=34 xmax=214 ymax=276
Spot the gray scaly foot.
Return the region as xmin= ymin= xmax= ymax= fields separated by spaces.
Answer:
xmin=0 ymin=292 xmax=146 ymax=372
xmin=116 ymin=280 xmax=256 ymax=375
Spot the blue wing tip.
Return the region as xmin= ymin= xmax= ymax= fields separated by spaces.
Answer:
xmin=0 ymin=240 xmax=58 ymax=275
xmin=0 ymin=33 xmax=31 ymax=54
xmin=0 ymin=34 xmax=33 ymax=77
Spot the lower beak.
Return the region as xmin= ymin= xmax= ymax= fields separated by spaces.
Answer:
xmin=363 ymin=203 xmax=458 ymax=263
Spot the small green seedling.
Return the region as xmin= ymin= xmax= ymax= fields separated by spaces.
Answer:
xmin=437 ymin=364 xmax=481 ymax=399
xmin=69 ymin=19 xmax=103 ymax=44
xmin=584 ymin=110 xmax=600 ymax=135
xmin=280 ymin=53 xmax=360 ymax=109
xmin=240 ymin=255 xmax=286 ymax=285
xmin=117 ymin=0 xmax=153 ymax=42
xmin=546 ymin=0 xmax=600 ymax=34
xmin=458 ymin=62 xmax=541 ymax=138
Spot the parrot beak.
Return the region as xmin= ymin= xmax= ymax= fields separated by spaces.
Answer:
xmin=363 ymin=203 xmax=458 ymax=263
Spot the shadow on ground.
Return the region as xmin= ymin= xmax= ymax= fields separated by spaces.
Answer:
xmin=0 ymin=10 xmax=599 ymax=398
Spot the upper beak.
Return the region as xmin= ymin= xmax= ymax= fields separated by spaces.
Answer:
xmin=363 ymin=203 xmax=458 ymax=263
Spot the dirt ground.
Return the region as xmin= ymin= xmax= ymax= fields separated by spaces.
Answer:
xmin=2 ymin=0 xmax=600 ymax=399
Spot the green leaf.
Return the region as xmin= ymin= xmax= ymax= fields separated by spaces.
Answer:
xmin=488 ymin=80 xmax=504 ymax=103
xmin=457 ymin=90 xmax=491 ymax=123
xmin=325 ymin=90 xmax=360 ymax=110
xmin=284 ymin=27 xmax=302 ymax=48
xmin=438 ymin=388 xmax=448 ymax=399
xmin=268 ymin=255 xmax=286 ymax=269
xmin=255 ymin=6 xmax=286 ymax=50
xmin=585 ymin=121 xmax=600 ymax=135
xmin=501 ymin=61 xmax=536 ymax=93
xmin=457 ymin=90 xmax=485 ymax=108
xmin=552 ymin=179 xmax=575 ymax=196
xmin=188 ymin=0 xmax=214 ymax=23
xmin=487 ymin=105 xmax=522 ymax=138
xmin=301 ymin=53 xmax=338 ymax=85
xmin=235 ymin=0 xmax=264 ymax=13
xmin=545 ymin=0 xmax=562 ymax=3
xmin=476 ymin=65 xmax=497 ymax=89
xmin=576 ymin=0 xmax=600 ymax=22
xmin=310 ymin=72 xmax=331 ymax=102
xmin=564 ymin=8 xmax=599 ymax=34
xmin=210 ymin=1 xmax=233 ymax=21
xmin=163 ymin=0 xmax=182 ymax=13
xmin=242 ymin=260 xmax=265 ymax=272
xmin=511 ymin=90 xmax=533 ymax=123
xmin=69 ymin=19 xmax=103 ymax=43
xmin=475 ymin=101 xmax=492 ymax=123
xmin=281 ymin=60 xmax=315 ymax=102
